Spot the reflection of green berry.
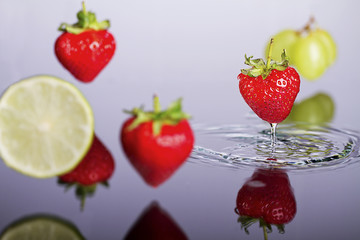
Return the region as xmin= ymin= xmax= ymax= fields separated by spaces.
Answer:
xmin=286 ymin=92 xmax=335 ymax=124
xmin=312 ymin=93 xmax=335 ymax=120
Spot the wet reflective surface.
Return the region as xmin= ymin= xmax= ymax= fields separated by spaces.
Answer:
xmin=192 ymin=123 xmax=360 ymax=170
xmin=1 ymin=0 xmax=360 ymax=239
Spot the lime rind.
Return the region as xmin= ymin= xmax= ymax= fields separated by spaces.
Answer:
xmin=0 ymin=75 xmax=94 ymax=178
xmin=0 ymin=214 xmax=85 ymax=240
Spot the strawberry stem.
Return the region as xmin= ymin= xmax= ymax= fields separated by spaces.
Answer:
xmin=263 ymin=225 xmax=269 ymax=240
xmin=80 ymin=195 xmax=86 ymax=211
xmin=266 ymin=38 xmax=274 ymax=70
xmin=153 ymin=95 xmax=161 ymax=113
xmin=125 ymin=97 xmax=191 ymax=136
xmin=82 ymin=1 xmax=87 ymax=13
xmin=240 ymin=38 xmax=289 ymax=79
xmin=58 ymin=2 xmax=110 ymax=34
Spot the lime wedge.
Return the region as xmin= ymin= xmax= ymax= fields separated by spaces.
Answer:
xmin=1 ymin=214 xmax=85 ymax=240
xmin=0 ymin=75 xmax=94 ymax=178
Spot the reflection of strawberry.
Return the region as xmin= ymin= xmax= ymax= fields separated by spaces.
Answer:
xmin=120 ymin=96 xmax=194 ymax=187
xmin=59 ymin=135 xmax=115 ymax=210
xmin=55 ymin=3 xmax=116 ymax=83
xmin=238 ymin=40 xmax=300 ymax=124
xmin=235 ymin=169 xmax=296 ymax=238
xmin=125 ymin=202 xmax=187 ymax=240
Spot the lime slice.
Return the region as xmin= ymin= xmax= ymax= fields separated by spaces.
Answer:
xmin=0 ymin=75 xmax=94 ymax=178
xmin=1 ymin=214 xmax=85 ymax=240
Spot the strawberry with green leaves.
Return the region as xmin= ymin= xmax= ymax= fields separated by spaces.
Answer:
xmin=120 ymin=96 xmax=194 ymax=187
xmin=55 ymin=2 xmax=116 ymax=83
xmin=58 ymin=135 xmax=115 ymax=210
xmin=238 ymin=39 xmax=300 ymax=124
xmin=235 ymin=169 xmax=296 ymax=239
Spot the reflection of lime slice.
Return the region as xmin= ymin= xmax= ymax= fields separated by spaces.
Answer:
xmin=0 ymin=214 xmax=85 ymax=240
xmin=0 ymin=75 xmax=94 ymax=178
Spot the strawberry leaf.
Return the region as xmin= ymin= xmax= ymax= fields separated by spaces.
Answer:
xmin=126 ymin=110 xmax=152 ymax=131
xmin=241 ymin=49 xmax=289 ymax=79
xmin=58 ymin=2 xmax=110 ymax=34
xmin=238 ymin=216 xmax=259 ymax=234
xmin=58 ymin=179 xmax=110 ymax=211
xmin=276 ymin=224 xmax=285 ymax=234
xmin=125 ymin=96 xmax=191 ymax=136
xmin=237 ymin=215 xmax=286 ymax=238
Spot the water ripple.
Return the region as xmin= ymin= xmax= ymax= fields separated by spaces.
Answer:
xmin=189 ymin=123 xmax=360 ymax=172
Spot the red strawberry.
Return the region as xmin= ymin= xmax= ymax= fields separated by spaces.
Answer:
xmin=59 ymin=135 xmax=115 ymax=210
xmin=55 ymin=3 xmax=116 ymax=83
xmin=124 ymin=202 xmax=188 ymax=240
xmin=238 ymin=39 xmax=300 ymax=124
xmin=235 ymin=169 xmax=296 ymax=238
xmin=120 ymin=96 xmax=194 ymax=187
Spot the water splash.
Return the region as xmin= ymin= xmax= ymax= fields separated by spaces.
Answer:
xmin=270 ymin=123 xmax=278 ymax=149
xmin=190 ymin=123 xmax=360 ymax=172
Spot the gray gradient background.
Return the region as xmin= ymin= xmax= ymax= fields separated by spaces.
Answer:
xmin=0 ymin=0 xmax=360 ymax=239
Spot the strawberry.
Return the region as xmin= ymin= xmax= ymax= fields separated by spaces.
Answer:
xmin=55 ymin=2 xmax=116 ymax=83
xmin=120 ymin=96 xmax=194 ymax=187
xmin=235 ymin=169 xmax=296 ymax=238
xmin=58 ymin=135 xmax=115 ymax=210
xmin=124 ymin=202 xmax=188 ymax=240
xmin=238 ymin=39 xmax=300 ymax=124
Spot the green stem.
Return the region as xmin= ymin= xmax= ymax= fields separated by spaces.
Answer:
xmin=153 ymin=95 xmax=161 ymax=113
xmin=266 ymin=38 xmax=274 ymax=69
xmin=297 ymin=16 xmax=315 ymax=34
xmin=82 ymin=1 xmax=87 ymax=13
xmin=263 ymin=225 xmax=268 ymax=240
xmin=80 ymin=195 xmax=85 ymax=211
